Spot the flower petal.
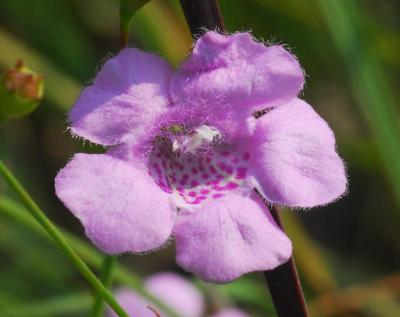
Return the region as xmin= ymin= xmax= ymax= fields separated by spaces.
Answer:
xmin=108 ymin=288 xmax=156 ymax=317
xmin=170 ymin=32 xmax=304 ymax=117
xmin=210 ymin=308 xmax=250 ymax=317
xmin=250 ymin=98 xmax=347 ymax=208
xmin=108 ymin=274 xmax=205 ymax=317
xmin=145 ymin=272 xmax=205 ymax=317
xmin=55 ymin=152 xmax=176 ymax=254
xmin=175 ymin=192 xmax=292 ymax=283
xmin=70 ymin=48 xmax=172 ymax=145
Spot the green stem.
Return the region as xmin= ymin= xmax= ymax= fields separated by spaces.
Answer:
xmin=0 ymin=196 xmax=183 ymax=317
xmin=90 ymin=256 xmax=118 ymax=317
xmin=119 ymin=0 xmax=150 ymax=49
xmin=0 ymin=160 xmax=130 ymax=317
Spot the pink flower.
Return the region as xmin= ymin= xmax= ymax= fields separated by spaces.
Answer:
xmin=55 ymin=31 xmax=346 ymax=283
xmin=107 ymin=272 xmax=248 ymax=317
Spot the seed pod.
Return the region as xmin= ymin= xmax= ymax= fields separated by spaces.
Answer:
xmin=0 ymin=60 xmax=44 ymax=122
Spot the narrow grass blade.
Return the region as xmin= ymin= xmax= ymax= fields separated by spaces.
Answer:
xmin=317 ymin=0 xmax=400 ymax=210
xmin=0 ymin=292 xmax=91 ymax=317
xmin=0 ymin=195 xmax=183 ymax=317
xmin=0 ymin=160 xmax=129 ymax=317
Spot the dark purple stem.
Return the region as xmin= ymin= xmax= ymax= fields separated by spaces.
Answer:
xmin=179 ymin=0 xmax=225 ymax=34
xmin=264 ymin=206 xmax=310 ymax=317
xmin=178 ymin=1 xmax=309 ymax=316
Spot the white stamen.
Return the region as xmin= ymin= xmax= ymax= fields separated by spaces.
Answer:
xmin=172 ymin=139 xmax=180 ymax=153
xmin=173 ymin=125 xmax=220 ymax=154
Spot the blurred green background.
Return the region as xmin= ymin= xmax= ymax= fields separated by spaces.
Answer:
xmin=0 ymin=0 xmax=399 ymax=316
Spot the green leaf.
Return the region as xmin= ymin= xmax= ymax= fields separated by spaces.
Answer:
xmin=0 ymin=291 xmax=91 ymax=317
xmin=316 ymin=0 xmax=400 ymax=211
xmin=119 ymin=0 xmax=151 ymax=48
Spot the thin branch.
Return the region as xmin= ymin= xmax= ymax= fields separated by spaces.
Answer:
xmin=89 ymin=256 xmax=118 ymax=317
xmin=179 ymin=0 xmax=225 ymax=35
xmin=264 ymin=206 xmax=310 ymax=317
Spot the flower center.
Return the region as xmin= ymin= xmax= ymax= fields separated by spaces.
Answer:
xmin=148 ymin=125 xmax=251 ymax=207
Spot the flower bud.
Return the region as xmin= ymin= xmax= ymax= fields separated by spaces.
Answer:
xmin=0 ymin=60 xmax=44 ymax=122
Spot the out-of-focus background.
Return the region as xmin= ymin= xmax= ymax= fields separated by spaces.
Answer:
xmin=0 ymin=0 xmax=399 ymax=316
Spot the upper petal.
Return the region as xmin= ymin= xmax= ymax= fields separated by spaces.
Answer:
xmin=170 ymin=32 xmax=304 ymax=117
xmin=175 ymin=192 xmax=292 ymax=283
xmin=249 ymin=98 xmax=347 ymax=208
xmin=55 ymin=151 xmax=176 ymax=254
xmin=70 ymin=48 xmax=172 ymax=145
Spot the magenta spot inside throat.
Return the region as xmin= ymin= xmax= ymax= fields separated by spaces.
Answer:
xmin=148 ymin=143 xmax=249 ymax=205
